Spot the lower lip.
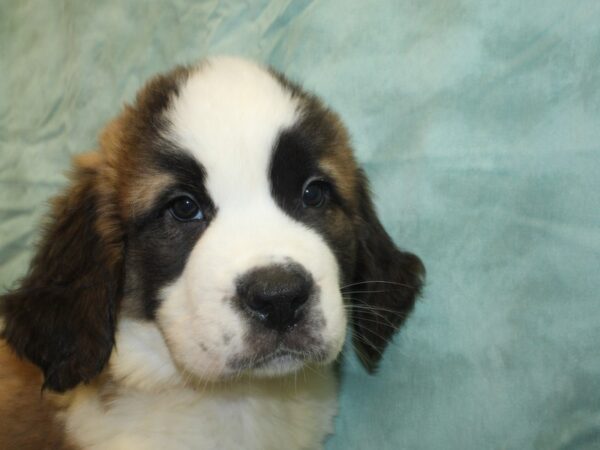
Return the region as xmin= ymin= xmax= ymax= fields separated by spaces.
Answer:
xmin=254 ymin=351 xmax=299 ymax=368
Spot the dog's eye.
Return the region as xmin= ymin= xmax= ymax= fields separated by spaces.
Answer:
xmin=170 ymin=196 xmax=204 ymax=221
xmin=302 ymin=180 xmax=329 ymax=208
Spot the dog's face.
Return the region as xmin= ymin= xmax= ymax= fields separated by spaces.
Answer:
xmin=1 ymin=57 xmax=424 ymax=391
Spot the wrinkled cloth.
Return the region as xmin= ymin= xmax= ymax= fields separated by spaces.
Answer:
xmin=1 ymin=1 xmax=599 ymax=449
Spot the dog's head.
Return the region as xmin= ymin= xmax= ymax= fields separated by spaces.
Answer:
xmin=1 ymin=57 xmax=424 ymax=392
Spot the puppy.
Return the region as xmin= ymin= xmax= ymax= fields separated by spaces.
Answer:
xmin=0 ymin=56 xmax=424 ymax=450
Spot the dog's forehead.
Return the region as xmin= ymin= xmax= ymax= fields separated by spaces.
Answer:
xmin=165 ymin=57 xmax=299 ymax=204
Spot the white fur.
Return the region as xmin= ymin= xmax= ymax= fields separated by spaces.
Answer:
xmin=66 ymin=320 xmax=338 ymax=450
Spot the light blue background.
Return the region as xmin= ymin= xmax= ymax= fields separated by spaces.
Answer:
xmin=1 ymin=1 xmax=599 ymax=449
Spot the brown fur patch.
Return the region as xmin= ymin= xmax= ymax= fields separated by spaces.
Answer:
xmin=0 ymin=341 xmax=76 ymax=449
xmin=319 ymin=153 xmax=359 ymax=206
xmin=316 ymin=116 xmax=360 ymax=207
xmin=124 ymin=171 xmax=174 ymax=219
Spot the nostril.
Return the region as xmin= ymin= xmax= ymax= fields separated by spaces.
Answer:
xmin=246 ymin=294 xmax=274 ymax=317
xmin=291 ymin=294 xmax=309 ymax=312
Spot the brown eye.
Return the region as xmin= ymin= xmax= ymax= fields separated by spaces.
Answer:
xmin=302 ymin=180 xmax=329 ymax=208
xmin=170 ymin=196 xmax=203 ymax=221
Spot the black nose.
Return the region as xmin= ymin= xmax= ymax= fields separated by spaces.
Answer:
xmin=237 ymin=264 xmax=312 ymax=332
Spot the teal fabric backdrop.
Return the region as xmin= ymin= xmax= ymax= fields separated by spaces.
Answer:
xmin=1 ymin=1 xmax=599 ymax=449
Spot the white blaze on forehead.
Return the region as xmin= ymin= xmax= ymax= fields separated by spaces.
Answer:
xmin=157 ymin=57 xmax=347 ymax=379
xmin=166 ymin=56 xmax=299 ymax=205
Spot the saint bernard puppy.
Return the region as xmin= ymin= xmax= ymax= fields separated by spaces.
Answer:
xmin=0 ymin=56 xmax=424 ymax=449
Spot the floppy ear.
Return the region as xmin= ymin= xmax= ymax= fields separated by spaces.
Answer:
xmin=1 ymin=153 xmax=123 ymax=392
xmin=350 ymin=172 xmax=425 ymax=372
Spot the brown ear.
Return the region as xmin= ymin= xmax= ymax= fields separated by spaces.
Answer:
xmin=1 ymin=153 xmax=123 ymax=392
xmin=350 ymin=172 xmax=425 ymax=372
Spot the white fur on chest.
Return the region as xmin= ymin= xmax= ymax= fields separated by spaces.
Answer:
xmin=66 ymin=370 xmax=337 ymax=450
xmin=64 ymin=320 xmax=338 ymax=450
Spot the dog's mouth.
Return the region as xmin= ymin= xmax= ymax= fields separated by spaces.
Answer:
xmin=249 ymin=349 xmax=303 ymax=370
xmin=228 ymin=345 xmax=329 ymax=375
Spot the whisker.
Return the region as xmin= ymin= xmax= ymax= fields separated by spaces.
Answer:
xmin=348 ymin=331 xmax=385 ymax=357
xmin=343 ymin=301 xmax=411 ymax=318
xmin=347 ymin=316 xmax=398 ymax=327
xmin=342 ymin=302 xmax=398 ymax=325
xmin=345 ymin=310 xmax=410 ymax=322
xmin=341 ymin=280 xmax=415 ymax=290
xmin=346 ymin=317 xmax=406 ymax=350
xmin=341 ymin=288 xmax=409 ymax=295
xmin=354 ymin=340 xmax=369 ymax=361
xmin=343 ymin=299 xmax=409 ymax=311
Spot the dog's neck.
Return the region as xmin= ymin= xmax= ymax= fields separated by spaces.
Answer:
xmin=108 ymin=319 xmax=188 ymax=391
xmin=60 ymin=319 xmax=339 ymax=450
